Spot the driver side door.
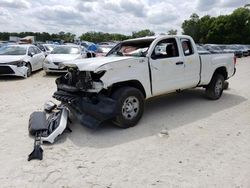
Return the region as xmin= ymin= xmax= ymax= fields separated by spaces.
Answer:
xmin=150 ymin=38 xmax=185 ymax=95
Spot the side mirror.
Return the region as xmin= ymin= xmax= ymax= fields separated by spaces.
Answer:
xmin=151 ymin=47 xmax=161 ymax=60
xmin=29 ymin=52 xmax=35 ymax=57
xmin=154 ymin=47 xmax=161 ymax=56
xmin=137 ymin=50 xmax=146 ymax=57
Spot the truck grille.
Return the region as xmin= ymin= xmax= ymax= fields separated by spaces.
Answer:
xmin=0 ymin=66 xmax=14 ymax=74
xmin=53 ymin=90 xmax=78 ymax=103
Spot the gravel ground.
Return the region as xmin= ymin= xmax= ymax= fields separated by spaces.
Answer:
xmin=0 ymin=57 xmax=249 ymax=188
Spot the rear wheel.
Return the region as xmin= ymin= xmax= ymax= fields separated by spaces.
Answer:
xmin=224 ymin=81 xmax=229 ymax=90
xmin=205 ymin=74 xmax=224 ymax=100
xmin=25 ymin=63 xmax=32 ymax=77
xmin=111 ymin=87 xmax=144 ymax=128
xmin=45 ymin=71 xmax=50 ymax=76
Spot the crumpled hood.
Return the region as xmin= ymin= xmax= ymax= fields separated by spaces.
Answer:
xmin=0 ymin=55 xmax=26 ymax=64
xmin=47 ymin=54 xmax=81 ymax=63
xmin=63 ymin=56 xmax=134 ymax=71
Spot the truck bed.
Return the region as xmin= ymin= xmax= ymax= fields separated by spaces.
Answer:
xmin=199 ymin=53 xmax=235 ymax=86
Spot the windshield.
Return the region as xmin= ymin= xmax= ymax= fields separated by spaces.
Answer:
xmin=44 ymin=45 xmax=54 ymax=51
xmin=97 ymin=46 xmax=113 ymax=53
xmin=0 ymin=45 xmax=27 ymax=55
xmin=210 ymin=46 xmax=221 ymax=50
xmin=196 ymin=46 xmax=205 ymax=51
xmin=226 ymin=46 xmax=237 ymax=50
xmin=238 ymin=46 xmax=248 ymax=50
xmin=51 ymin=46 xmax=80 ymax=54
xmin=107 ymin=39 xmax=154 ymax=57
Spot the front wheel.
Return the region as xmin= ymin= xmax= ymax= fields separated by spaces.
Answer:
xmin=205 ymin=74 xmax=225 ymax=100
xmin=25 ymin=63 xmax=32 ymax=77
xmin=111 ymin=87 xmax=144 ymax=128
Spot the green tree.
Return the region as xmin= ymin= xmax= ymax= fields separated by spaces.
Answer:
xmin=80 ymin=31 xmax=129 ymax=43
xmin=167 ymin=29 xmax=177 ymax=35
xmin=182 ymin=8 xmax=250 ymax=44
xmin=182 ymin=13 xmax=200 ymax=42
xmin=131 ymin=29 xmax=155 ymax=38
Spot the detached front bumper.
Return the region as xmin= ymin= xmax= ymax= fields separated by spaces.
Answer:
xmin=0 ymin=65 xmax=28 ymax=77
xmin=53 ymin=90 xmax=118 ymax=129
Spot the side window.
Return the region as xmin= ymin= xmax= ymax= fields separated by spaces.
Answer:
xmin=181 ymin=39 xmax=194 ymax=56
xmin=28 ymin=47 xmax=35 ymax=55
xmin=34 ymin=46 xmax=41 ymax=54
xmin=152 ymin=38 xmax=179 ymax=59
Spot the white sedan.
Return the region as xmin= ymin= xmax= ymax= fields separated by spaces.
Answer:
xmin=43 ymin=45 xmax=91 ymax=73
xmin=0 ymin=44 xmax=45 ymax=78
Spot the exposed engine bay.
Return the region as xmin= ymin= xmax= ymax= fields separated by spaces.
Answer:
xmin=55 ymin=68 xmax=105 ymax=94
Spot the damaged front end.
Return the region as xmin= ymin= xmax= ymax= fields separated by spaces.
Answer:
xmin=53 ymin=67 xmax=117 ymax=129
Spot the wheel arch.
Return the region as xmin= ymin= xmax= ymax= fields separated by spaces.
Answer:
xmin=212 ymin=66 xmax=228 ymax=81
xmin=26 ymin=61 xmax=32 ymax=72
xmin=110 ymin=80 xmax=146 ymax=98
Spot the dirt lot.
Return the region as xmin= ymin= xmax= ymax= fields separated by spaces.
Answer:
xmin=0 ymin=57 xmax=250 ymax=188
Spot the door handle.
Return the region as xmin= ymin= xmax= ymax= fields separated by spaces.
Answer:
xmin=176 ymin=61 xmax=184 ymax=65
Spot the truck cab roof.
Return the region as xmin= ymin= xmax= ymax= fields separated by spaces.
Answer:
xmin=123 ymin=35 xmax=193 ymax=43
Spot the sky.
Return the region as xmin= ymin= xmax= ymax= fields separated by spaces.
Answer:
xmin=0 ymin=0 xmax=248 ymax=36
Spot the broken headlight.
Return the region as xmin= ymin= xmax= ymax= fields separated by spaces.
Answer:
xmin=91 ymin=71 xmax=106 ymax=81
xmin=7 ymin=61 xmax=26 ymax=67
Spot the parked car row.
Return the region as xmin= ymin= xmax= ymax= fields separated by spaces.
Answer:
xmin=198 ymin=43 xmax=250 ymax=58
xmin=0 ymin=43 xmax=100 ymax=78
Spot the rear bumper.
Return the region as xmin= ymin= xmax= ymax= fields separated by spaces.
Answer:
xmin=235 ymin=53 xmax=242 ymax=58
xmin=233 ymin=67 xmax=236 ymax=76
xmin=53 ymin=90 xmax=118 ymax=129
xmin=0 ymin=65 xmax=28 ymax=77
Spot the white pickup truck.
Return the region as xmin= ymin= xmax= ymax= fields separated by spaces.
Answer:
xmin=53 ymin=35 xmax=236 ymax=129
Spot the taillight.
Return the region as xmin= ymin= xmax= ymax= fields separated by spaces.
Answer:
xmin=234 ymin=56 xmax=236 ymax=65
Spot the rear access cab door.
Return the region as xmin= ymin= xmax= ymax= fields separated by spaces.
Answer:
xmin=180 ymin=38 xmax=200 ymax=87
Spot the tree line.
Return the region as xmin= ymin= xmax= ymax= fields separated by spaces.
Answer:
xmin=0 ymin=29 xmax=156 ymax=43
xmin=182 ymin=8 xmax=250 ymax=44
xmin=0 ymin=31 xmax=76 ymax=43
xmin=0 ymin=7 xmax=249 ymax=44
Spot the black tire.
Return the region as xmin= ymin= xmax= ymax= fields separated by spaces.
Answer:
xmin=45 ymin=71 xmax=50 ymax=76
xmin=223 ymin=81 xmax=229 ymax=90
xmin=205 ymin=74 xmax=224 ymax=100
xmin=25 ymin=63 xmax=32 ymax=77
xmin=111 ymin=87 xmax=144 ymax=128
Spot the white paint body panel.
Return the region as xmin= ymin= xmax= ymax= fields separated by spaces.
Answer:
xmin=199 ymin=53 xmax=235 ymax=85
